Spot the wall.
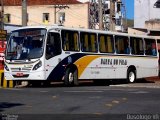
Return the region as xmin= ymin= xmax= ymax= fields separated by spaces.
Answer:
xmin=128 ymin=27 xmax=147 ymax=35
xmin=4 ymin=4 xmax=89 ymax=28
xmin=145 ymin=21 xmax=160 ymax=29
xmin=134 ymin=0 xmax=160 ymax=28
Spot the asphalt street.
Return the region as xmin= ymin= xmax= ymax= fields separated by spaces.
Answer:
xmin=0 ymin=81 xmax=160 ymax=120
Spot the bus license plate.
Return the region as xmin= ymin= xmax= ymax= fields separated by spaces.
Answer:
xmin=16 ymin=73 xmax=24 ymax=77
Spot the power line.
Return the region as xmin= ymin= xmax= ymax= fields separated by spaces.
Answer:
xmin=67 ymin=9 xmax=88 ymax=21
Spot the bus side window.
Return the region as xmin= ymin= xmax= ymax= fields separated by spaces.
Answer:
xmin=80 ymin=32 xmax=97 ymax=53
xmin=99 ymin=34 xmax=114 ymax=53
xmin=144 ymin=38 xmax=157 ymax=56
xmin=130 ymin=37 xmax=144 ymax=55
xmin=80 ymin=33 xmax=88 ymax=52
xmin=62 ymin=30 xmax=79 ymax=52
xmin=74 ymin=33 xmax=79 ymax=51
xmin=115 ymin=36 xmax=128 ymax=54
xmin=90 ymin=34 xmax=97 ymax=52
xmin=46 ymin=32 xmax=61 ymax=59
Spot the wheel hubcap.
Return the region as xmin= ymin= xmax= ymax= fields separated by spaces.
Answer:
xmin=129 ymin=71 xmax=135 ymax=83
xmin=69 ymin=72 xmax=73 ymax=83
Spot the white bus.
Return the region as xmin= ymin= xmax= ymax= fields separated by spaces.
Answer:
xmin=4 ymin=26 xmax=159 ymax=86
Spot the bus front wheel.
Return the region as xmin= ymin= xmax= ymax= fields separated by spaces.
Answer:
xmin=127 ymin=69 xmax=136 ymax=83
xmin=64 ymin=68 xmax=79 ymax=86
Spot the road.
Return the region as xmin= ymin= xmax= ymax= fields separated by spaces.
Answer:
xmin=0 ymin=81 xmax=160 ymax=120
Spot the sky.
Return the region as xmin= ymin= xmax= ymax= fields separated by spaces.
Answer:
xmin=124 ymin=0 xmax=134 ymax=19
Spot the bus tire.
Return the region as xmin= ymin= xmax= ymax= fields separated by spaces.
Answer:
xmin=127 ymin=69 xmax=136 ymax=83
xmin=73 ymin=69 xmax=79 ymax=86
xmin=64 ymin=68 xmax=79 ymax=86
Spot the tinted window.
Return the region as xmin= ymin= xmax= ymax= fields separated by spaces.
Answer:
xmin=99 ymin=34 xmax=114 ymax=53
xmin=130 ymin=37 xmax=144 ymax=55
xmin=80 ymin=32 xmax=97 ymax=52
xmin=144 ymin=38 xmax=157 ymax=56
xmin=46 ymin=32 xmax=61 ymax=59
xmin=62 ymin=30 xmax=79 ymax=51
xmin=6 ymin=28 xmax=46 ymax=60
xmin=115 ymin=36 xmax=129 ymax=54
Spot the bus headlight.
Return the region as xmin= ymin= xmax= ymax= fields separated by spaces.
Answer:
xmin=33 ymin=61 xmax=42 ymax=70
xmin=4 ymin=63 xmax=9 ymax=71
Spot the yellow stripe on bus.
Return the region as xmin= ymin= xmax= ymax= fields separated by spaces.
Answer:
xmin=74 ymin=54 xmax=158 ymax=78
xmin=74 ymin=55 xmax=100 ymax=78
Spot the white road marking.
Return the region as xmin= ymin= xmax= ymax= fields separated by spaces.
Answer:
xmin=52 ymin=96 xmax=57 ymax=99
xmin=112 ymin=100 xmax=120 ymax=104
xmin=129 ymin=91 xmax=149 ymax=94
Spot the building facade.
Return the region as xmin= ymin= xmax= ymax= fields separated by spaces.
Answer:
xmin=2 ymin=0 xmax=125 ymax=31
xmin=3 ymin=0 xmax=89 ymax=29
xmin=134 ymin=0 xmax=160 ymax=28
xmin=88 ymin=0 xmax=125 ymax=31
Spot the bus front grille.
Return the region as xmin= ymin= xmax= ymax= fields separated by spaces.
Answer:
xmin=11 ymin=67 xmax=32 ymax=72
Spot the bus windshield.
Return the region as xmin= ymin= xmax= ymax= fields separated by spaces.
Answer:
xmin=6 ymin=28 xmax=46 ymax=60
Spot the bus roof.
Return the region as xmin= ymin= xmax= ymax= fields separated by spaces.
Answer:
xmin=11 ymin=25 xmax=157 ymax=40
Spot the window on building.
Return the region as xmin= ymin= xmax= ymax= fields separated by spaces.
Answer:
xmin=116 ymin=18 xmax=121 ymax=26
xmin=43 ymin=13 xmax=49 ymax=23
xmin=98 ymin=34 xmax=114 ymax=53
xmin=80 ymin=32 xmax=97 ymax=52
xmin=144 ymin=38 xmax=157 ymax=56
xmin=117 ymin=3 xmax=121 ymax=12
xmin=58 ymin=12 xmax=65 ymax=24
xmin=4 ymin=14 xmax=11 ymax=23
xmin=130 ymin=37 xmax=144 ymax=55
xmin=62 ymin=30 xmax=79 ymax=51
xmin=154 ymin=0 xmax=160 ymax=8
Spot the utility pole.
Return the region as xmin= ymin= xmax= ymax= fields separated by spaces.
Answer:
xmin=22 ymin=0 xmax=27 ymax=26
xmin=0 ymin=0 xmax=4 ymax=30
xmin=54 ymin=6 xmax=56 ymax=24
xmin=98 ymin=0 xmax=103 ymax=30
xmin=110 ymin=0 xmax=115 ymax=31
xmin=123 ymin=0 xmax=127 ymax=32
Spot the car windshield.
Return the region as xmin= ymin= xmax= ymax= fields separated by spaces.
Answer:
xmin=5 ymin=28 xmax=46 ymax=60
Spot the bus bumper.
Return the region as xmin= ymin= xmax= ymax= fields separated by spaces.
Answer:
xmin=4 ymin=71 xmax=45 ymax=81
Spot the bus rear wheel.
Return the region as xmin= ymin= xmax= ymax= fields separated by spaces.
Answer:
xmin=64 ymin=68 xmax=79 ymax=86
xmin=127 ymin=69 xmax=136 ymax=83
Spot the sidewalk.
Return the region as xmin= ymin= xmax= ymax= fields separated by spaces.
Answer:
xmin=110 ymin=77 xmax=160 ymax=88
xmin=145 ymin=76 xmax=160 ymax=83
